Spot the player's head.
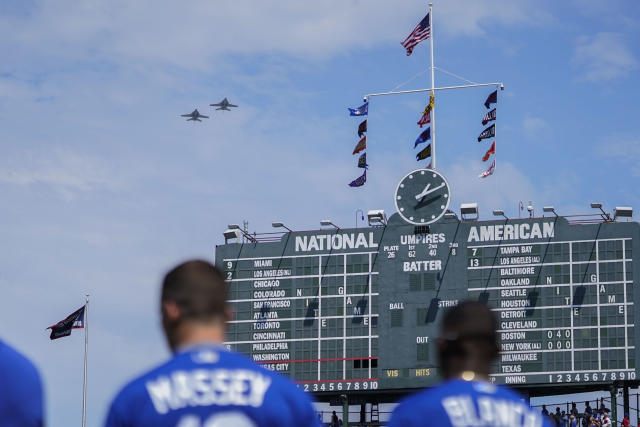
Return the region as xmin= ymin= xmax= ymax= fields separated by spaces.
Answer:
xmin=160 ymin=260 xmax=230 ymax=351
xmin=437 ymin=300 xmax=499 ymax=379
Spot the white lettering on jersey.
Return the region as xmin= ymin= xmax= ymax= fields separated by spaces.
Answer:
xmin=146 ymin=369 xmax=272 ymax=414
xmin=442 ymin=395 xmax=544 ymax=427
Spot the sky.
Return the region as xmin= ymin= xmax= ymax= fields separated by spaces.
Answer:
xmin=1 ymin=0 xmax=639 ymax=425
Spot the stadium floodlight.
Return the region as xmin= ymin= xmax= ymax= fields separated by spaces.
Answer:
xmin=460 ymin=203 xmax=479 ymax=221
xmin=493 ymin=209 xmax=508 ymax=219
xmin=227 ymin=224 xmax=241 ymax=230
xmin=543 ymin=206 xmax=558 ymax=217
xmin=272 ymin=222 xmax=292 ymax=232
xmin=614 ymin=207 xmax=633 ymax=220
xmin=590 ymin=202 xmax=611 ymax=221
xmin=223 ymin=228 xmax=243 ymax=243
xmin=367 ymin=210 xmax=387 ymax=226
xmin=320 ymin=220 xmax=339 ymax=229
xmin=444 ymin=210 xmax=459 ymax=221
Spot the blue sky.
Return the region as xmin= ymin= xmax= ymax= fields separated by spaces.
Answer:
xmin=1 ymin=0 xmax=639 ymax=425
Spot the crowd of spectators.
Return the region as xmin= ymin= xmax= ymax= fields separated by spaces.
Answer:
xmin=540 ymin=401 xmax=627 ymax=427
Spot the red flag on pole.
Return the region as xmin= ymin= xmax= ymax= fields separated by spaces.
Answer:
xmin=482 ymin=141 xmax=495 ymax=162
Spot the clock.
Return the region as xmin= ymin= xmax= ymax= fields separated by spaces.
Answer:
xmin=394 ymin=169 xmax=451 ymax=225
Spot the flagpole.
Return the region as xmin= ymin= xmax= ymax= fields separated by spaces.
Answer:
xmin=82 ymin=294 xmax=89 ymax=427
xmin=428 ymin=3 xmax=436 ymax=170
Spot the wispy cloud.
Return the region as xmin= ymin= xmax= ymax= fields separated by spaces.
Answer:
xmin=598 ymin=135 xmax=640 ymax=176
xmin=523 ymin=114 xmax=550 ymax=140
xmin=572 ymin=32 xmax=638 ymax=82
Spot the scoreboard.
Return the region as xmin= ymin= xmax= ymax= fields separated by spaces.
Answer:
xmin=215 ymin=213 xmax=640 ymax=395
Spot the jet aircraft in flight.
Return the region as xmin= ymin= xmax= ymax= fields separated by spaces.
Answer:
xmin=210 ymin=98 xmax=238 ymax=111
xmin=181 ymin=109 xmax=209 ymax=121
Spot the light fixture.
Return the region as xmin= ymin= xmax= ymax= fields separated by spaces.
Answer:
xmin=590 ymin=202 xmax=611 ymax=221
xmin=444 ymin=210 xmax=459 ymax=221
xmin=367 ymin=210 xmax=387 ymax=226
xmin=543 ymin=206 xmax=558 ymax=217
xmin=614 ymin=207 xmax=633 ymax=220
xmin=223 ymin=228 xmax=243 ymax=243
xmin=460 ymin=203 xmax=479 ymax=221
xmin=272 ymin=222 xmax=292 ymax=232
xmin=320 ymin=220 xmax=339 ymax=229
xmin=227 ymin=224 xmax=241 ymax=230
xmin=492 ymin=209 xmax=508 ymax=219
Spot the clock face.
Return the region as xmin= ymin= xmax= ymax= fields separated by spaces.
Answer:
xmin=394 ymin=169 xmax=451 ymax=225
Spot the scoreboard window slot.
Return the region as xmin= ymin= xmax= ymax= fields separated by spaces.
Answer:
xmin=417 ymin=343 xmax=430 ymax=361
xmin=629 ymin=349 xmax=635 ymax=368
xmin=600 ymin=305 xmax=625 ymax=326
xmin=423 ymin=273 xmax=436 ymax=290
xmin=409 ymin=274 xmax=421 ymax=292
xmin=346 ymin=321 xmax=370 ymax=337
xmin=295 ymin=257 xmax=318 ymax=276
xmin=626 ymin=262 xmax=633 ymax=281
xmin=572 ymin=263 xmax=597 ymax=285
xmin=346 ymin=254 xmax=369 ymax=273
xmin=574 ymin=350 xmax=598 ymax=370
xmin=599 ymin=262 xmax=624 ymax=282
xmin=628 ymin=310 xmax=635 ymax=325
xmin=574 ymin=328 xmax=598 ymax=349
xmin=625 ymin=245 xmax=632 ymax=259
xmin=321 ymin=255 xmax=344 ymax=275
xmin=546 ymin=351 xmax=570 ymax=371
xmin=601 ymin=349 xmax=626 ymax=369
xmin=323 ymin=318 xmax=342 ymax=337
xmin=599 ymin=240 xmax=624 ymax=261
xmin=600 ymin=327 xmax=626 ymax=347
xmin=572 ymin=241 xmax=598 ymax=263
xmin=390 ymin=310 xmax=403 ymax=327
xmin=573 ymin=307 xmax=597 ymax=327
xmin=346 ymin=274 xmax=369 ymax=294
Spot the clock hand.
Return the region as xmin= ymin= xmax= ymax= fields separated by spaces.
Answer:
xmin=421 ymin=182 xmax=445 ymax=197
xmin=414 ymin=183 xmax=431 ymax=200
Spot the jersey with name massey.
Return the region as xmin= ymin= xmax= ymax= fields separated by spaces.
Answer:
xmin=105 ymin=345 xmax=319 ymax=427
xmin=389 ymin=379 xmax=553 ymax=427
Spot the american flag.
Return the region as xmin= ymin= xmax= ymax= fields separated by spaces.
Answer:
xmin=401 ymin=13 xmax=431 ymax=56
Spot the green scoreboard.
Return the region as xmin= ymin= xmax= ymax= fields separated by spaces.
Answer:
xmin=215 ymin=169 xmax=639 ymax=396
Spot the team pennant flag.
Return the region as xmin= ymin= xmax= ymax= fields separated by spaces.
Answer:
xmin=414 ymin=128 xmax=431 ymax=148
xmin=425 ymin=161 xmax=432 ymax=169
xmin=357 ymin=153 xmax=368 ymax=169
xmin=349 ymin=102 xmax=368 ymax=116
xmin=357 ymin=120 xmax=367 ymax=138
xmin=348 ymin=170 xmax=366 ymax=187
xmin=477 ymin=124 xmax=495 ymax=142
xmin=484 ymin=90 xmax=497 ymax=109
xmin=482 ymin=141 xmax=496 ymax=162
xmin=482 ymin=108 xmax=496 ymax=126
xmin=401 ymin=13 xmax=431 ymax=56
xmin=352 ymin=136 xmax=366 ymax=154
xmin=478 ymin=159 xmax=496 ymax=178
xmin=47 ymin=305 xmax=85 ymax=340
xmin=417 ymin=109 xmax=431 ymax=127
xmin=416 ymin=144 xmax=431 ymax=161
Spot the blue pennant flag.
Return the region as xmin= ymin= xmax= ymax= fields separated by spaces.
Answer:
xmin=414 ymin=127 xmax=431 ymax=148
xmin=348 ymin=102 xmax=368 ymax=117
xmin=348 ymin=171 xmax=366 ymax=187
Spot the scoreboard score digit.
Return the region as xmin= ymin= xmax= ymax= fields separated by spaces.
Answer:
xmin=216 ymin=214 xmax=640 ymax=394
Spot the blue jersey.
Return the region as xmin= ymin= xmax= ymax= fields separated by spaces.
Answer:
xmin=105 ymin=344 xmax=319 ymax=427
xmin=0 ymin=339 xmax=44 ymax=427
xmin=389 ymin=378 xmax=553 ymax=427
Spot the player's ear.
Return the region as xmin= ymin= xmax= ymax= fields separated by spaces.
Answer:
xmin=163 ymin=301 xmax=181 ymax=322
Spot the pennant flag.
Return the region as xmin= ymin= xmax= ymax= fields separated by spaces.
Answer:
xmin=484 ymin=90 xmax=497 ymax=109
xmin=352 ymin=136 xmax=366 ymax=154
xmin=429 ymin=92 xmax=435 ymax=109
xmin=479 ymin=159 xmax=496 ymax=178
xmin=482 ymin=108 xmax=496 ymax=126
xmin=482 ymin=141 xmax=496 ymax=162
xmin=357 ymin=153 xmax=368 ymax=169
xmin=401 ymin=13 xmax=431 ymax=56
xmin=425 ymin=161 xmax=432 ymax=169
xmin=477 ymin=124 xmax=495 ymax=142
xmin=357 ymin=120 xmax=367 ymax=138
xmin=416 ymin=144 xmax=432 ymax=161
xmin=349 ymin=102 xmax=368 ymax=116
xmin=414 ymin=128 xmax=431 ymax=148
xmin=349 ymin=171 xmax=366 ymax=187
xmin=47 ymin=306 xmax=85 ymax=340
xmin=417 ymin=109 xmax=431 ymax=127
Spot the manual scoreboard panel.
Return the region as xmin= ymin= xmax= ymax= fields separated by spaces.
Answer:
xmin=215 ymin=214 xmax=640 ymax=393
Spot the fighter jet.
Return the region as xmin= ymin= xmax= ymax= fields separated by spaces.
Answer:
xmin=210 ymin=98 xmax=238 ymax=111
xmin=181 ymin=109 xmax=209 ymax=121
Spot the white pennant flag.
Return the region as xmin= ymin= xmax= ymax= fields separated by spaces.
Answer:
xmin=478 ymin=159 xmax=495 ymax=178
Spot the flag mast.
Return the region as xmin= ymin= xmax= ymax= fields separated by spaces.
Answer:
xmin=82 ymin=294 xmax=89 ymax=427
xmin=428 ymin=2 xmax=436 ymax=170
